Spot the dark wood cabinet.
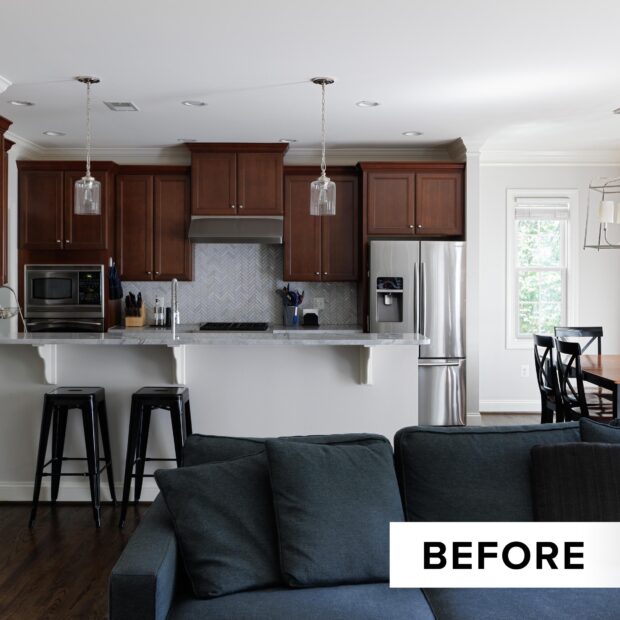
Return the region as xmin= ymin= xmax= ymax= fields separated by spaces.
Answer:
xmin=1 ymin=117 xmax=13 ymax=284
xmin=284 ymin=168 xmax=359 ymax=282
xmin=361 ymin=162 xmax=464 ymax=238
xmin=18 ymin=162 xmax=114 ymax=251
xmin=117 ymin=168 xmax=192 ymax=281
xmin=189 ymin=143 xmax=287 ymax=216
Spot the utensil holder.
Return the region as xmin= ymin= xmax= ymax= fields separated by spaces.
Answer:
xmin=283 ymin=305 xmax=300 ymax=327
xmin=124 ymin=306 xmax=145 ymax=328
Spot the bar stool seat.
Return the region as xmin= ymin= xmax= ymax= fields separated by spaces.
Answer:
xmin=30 ymin=387 xmax=116 ymax=528
xmin=119 ymin=386 xmax=192 ymax=527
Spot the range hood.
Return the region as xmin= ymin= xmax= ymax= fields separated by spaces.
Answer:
xmin=188 ymin=216 xmax=283 ymax=244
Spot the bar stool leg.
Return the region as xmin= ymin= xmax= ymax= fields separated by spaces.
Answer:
xmin=119 ymin=400 xmax=140 ymax=528
xmin=82 ymin=401 xmax=101 ymax=528
xmin=184 ymin=399 xmax=193 ymax=436
xmin=170 ymin=401 xmax=184 ymax=467
xmin=51 ymin=406 xmax=68 ymax=502
xmin=134 ymin=406 xmax=151 ymax=503
xmin=29 ymin=399 xmax=54 ymax=527
xmin=97 ymin=400 xmax=117 ymax=505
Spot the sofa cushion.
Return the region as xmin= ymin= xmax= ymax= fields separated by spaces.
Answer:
xmin=394 ymin=423 xmax=579 ymax=521
xmin=183 ymin=432 xmax=389 ymax=466
xmin=266 ymin=439 xmax=404 ymax=587
xmin=154 ymin=452 xmax=281 ymax=598
xmin=531 ymin=442 xmax=620 ymax=521
xmin=168 ymin=584 xmax=435 ymax=620
xmin=423 ymin=588 xmax=620 ymax=620
xmin=580 ymin=417 xmax=620 ymax=443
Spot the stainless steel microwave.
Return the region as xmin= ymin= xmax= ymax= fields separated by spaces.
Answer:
xmin=24 ymin=265 xmax=105 ymax=331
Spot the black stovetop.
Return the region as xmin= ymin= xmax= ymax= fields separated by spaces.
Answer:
xmin=199 ymin=322 xmax=269 ymax=332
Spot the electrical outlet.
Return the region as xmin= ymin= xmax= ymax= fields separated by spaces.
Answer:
xmin=520 ymin=364 xmax=530 ymax=378
xmin=314 ymin=297 xmax=325 ymax=310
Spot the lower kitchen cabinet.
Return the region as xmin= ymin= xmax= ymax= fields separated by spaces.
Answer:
xmin=284 ymin=168 xmax=359 ymax=282
xmin=117 ymin=170 xmax=192 ymax=281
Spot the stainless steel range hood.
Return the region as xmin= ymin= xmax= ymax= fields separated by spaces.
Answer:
xmin=188 ymin=216 xmax=283 ymax=244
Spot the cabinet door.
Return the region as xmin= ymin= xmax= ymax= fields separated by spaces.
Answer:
xmin=237 ymin=153 xmax=283 ymax=215
xmin=153 ymin=175 xmax=192 ymax=281
xmin=63 ymin=170 xmax=109 ymax=250
xmin=284 ymin=175 xmax=321 ymax=281
xmin=19 ymin=170 xmax=64 ymax=250
xmin=321 ymin=174 xmax=359 ymax=281
xmin=366 ymin=172 xmax=415 ymax=235
xmin=415 ymin=172 xmax=463 ymax=236
xmin=117 ymin=175 xmax=154 ymax=280
xmin=191 ymin=153 xmax=237 ymax=215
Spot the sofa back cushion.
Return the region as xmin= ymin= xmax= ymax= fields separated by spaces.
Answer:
xmin=531 ymin=442 xmax=620 ymax=521
xmin=580 ymin=417 xmax=620 ymax=443
xmin=394 ymin=423 xmax=579 ymax=521
xmin=266 ymin=439 xmax=404 ymax=587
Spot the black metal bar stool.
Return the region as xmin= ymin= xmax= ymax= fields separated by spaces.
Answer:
xmin=119 ymin=386 xmax=192 ymax=527
xmin=29 ymin=387 xmax=116 ymax=529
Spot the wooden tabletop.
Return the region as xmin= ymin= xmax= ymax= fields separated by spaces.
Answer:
xmin=581 ymin=355 xmax=620 ymax=385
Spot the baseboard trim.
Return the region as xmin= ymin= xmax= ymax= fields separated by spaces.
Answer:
xmin=466 ymin=412 xmax=482 ymax=426
xmin=480 ymin=399 xmax=540 ymax=413
xmin=0 ymin=481 xmax=160 ymax=503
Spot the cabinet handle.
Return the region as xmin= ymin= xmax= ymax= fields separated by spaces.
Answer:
xmin=239 ymin=204 xmax=244 ymax=209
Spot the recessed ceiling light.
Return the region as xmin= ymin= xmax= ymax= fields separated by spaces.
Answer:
xmin=356 ymin=100 xmax=380 ymax=107
xmin=43 ymin=131 xmax=66 ymax=136
xmin=8 ymin=100 xmax=34 ymax=107
xmin=614 ymin=108 xmax=620 ymax=114
xmin=104 ymin=101 xmax=140 ymax=112
xmin=182 ymin=100 xmax=207 ymax=107
xmin=279 ymin=138 xmax=297 ymax=143
xmin=402 ymin=131 xmax=423 ymax=136
xmin=178 ymin=138 xmax=197 ymax=142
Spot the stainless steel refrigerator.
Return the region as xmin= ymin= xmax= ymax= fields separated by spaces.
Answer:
xmin=369 ymin=240 xmax=466 ymax=425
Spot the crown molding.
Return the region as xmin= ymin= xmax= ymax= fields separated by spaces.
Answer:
xmin=283 ymin=145 xmax=457 ymax=165
xmin=4 ymin=131 xmax=44 ymax=158
xmin=0 ymin=74 xmax=11 ymax=94
xmin=480 ymin=149 xmax=620 ymax=166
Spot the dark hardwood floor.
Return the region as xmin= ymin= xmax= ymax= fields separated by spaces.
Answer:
xmin=0 ymin=503 xmax=148 ymax=620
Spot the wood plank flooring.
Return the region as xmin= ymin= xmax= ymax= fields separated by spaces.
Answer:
xmin=0 ymin=503 xmax=147 ymax=620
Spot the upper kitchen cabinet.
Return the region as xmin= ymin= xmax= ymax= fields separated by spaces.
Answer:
xmin=117 ymin=167 xmax=192 ymax=281
xmin=18 ymin=161 xmax=115 ymax=251
xmin=360 ymin=162 xmax=465 ymax=238
xmin=0 ymin=116 xmax=12 ymax=285
xmin=284 ymin=167 xmax=359 ymax=282
xmin=188 ymin=143 xmax=287 ymax=216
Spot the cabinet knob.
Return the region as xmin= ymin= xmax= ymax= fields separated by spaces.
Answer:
xmin=323 ymin=272 xmax=328 ymax=276
xmin=65 ymin=239 xmax=71 ymax=244
xmin=417 ymin=224 xmax=422 ymax=229
xmin=56 ymin=239 xmax=61 ymax=244
xmin=408 ymin=225 xmax=414 ymax=229
xmin=146 ymin=271 xmax=152 ymax=275
xmin=315 ymin=272 xmax=320 ymax=276
xmin=239 ymin=204 xmax=244 ymax=209
xmin=230 ymin=204 xmax=236 ymax=209
xmin=155 ymin=272 xmax=160 ymax=275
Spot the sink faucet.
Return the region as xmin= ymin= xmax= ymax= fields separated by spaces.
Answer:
xmin=171 ymin=278 xmax=179 ymax=339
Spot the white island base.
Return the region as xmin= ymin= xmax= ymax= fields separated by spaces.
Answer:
xmin=0 ymin=333 xmax=425 ymax=502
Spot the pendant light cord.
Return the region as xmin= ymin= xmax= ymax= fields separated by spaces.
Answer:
xmin=320 ymin=82 xmax=327 ymax=177
xmin=85 ymin=80 xmax=92 ymax=178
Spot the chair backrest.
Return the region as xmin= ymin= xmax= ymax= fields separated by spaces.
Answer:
xmin=533 ymin=334 xmax=560 ymax=405
xmin=554 ymin=326 xmax=603 ymax=355
xmin=555 ymin=338 xmax=588 ymax=419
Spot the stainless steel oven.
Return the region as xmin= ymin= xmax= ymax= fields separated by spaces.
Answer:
xmin=24 ymin=265 xmax=105 ymax=332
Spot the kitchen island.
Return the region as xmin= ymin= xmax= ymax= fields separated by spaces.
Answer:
xmin=0 ymin=327 xmax=427 ymax=502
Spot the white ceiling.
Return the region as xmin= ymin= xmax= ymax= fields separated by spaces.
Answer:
xmin=1 ymin=0 xmax=619 ymax=153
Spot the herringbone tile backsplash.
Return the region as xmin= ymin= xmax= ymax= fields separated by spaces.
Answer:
xmin=124 ymin=245 xmax=358 ymax=325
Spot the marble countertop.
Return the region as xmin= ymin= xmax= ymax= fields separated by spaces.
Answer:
xmin=0 ymin=324 xmax=429 ymax=347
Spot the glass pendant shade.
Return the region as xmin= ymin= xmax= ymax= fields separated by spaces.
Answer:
xmin=74 ymin=175 xmax=101 ymax=215
xmin=310 ymin=175 xmax=336 ymax=216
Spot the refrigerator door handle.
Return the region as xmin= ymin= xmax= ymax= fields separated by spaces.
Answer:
xmin=420 ymin=262 xmax=426 ymax=336
xmin=419 ymin=360 xmax=461 ymax=367
xmin=413 ymin=262 xmax=419 ymax=333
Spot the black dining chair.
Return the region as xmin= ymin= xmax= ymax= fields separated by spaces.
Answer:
xmin=555 ymin=339 xmax=613 ymax=421
xmin=554 ymin=326 xmax=603 ymax=355
xmin=533 ymin=335 xmax=563 ymax=423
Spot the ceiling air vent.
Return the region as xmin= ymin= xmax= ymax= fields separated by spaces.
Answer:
xmin=104 ymin=101 xmax=140 ymax=112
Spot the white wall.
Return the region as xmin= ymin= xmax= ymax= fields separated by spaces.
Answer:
xmin=479 ymin=163 xmax=620 ymax=412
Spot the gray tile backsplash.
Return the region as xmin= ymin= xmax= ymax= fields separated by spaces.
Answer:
xmin=124 ymin=244 xmax=358 ymax=326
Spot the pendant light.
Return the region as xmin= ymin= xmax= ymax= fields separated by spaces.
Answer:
xmin=74 ymin=76 xmax=101 ymax=215
xmin=309 ymin=77 xmax=336 ymax=216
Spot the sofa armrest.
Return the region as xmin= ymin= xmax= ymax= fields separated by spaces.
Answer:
xmin=109 ymin=496 xmax=178 ymax=620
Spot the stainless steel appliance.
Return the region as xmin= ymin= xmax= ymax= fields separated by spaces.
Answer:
xmin=188 ymin=216 xmax=283 ymax=244
xmin=369 ymin=240 xmax=466 ymax=425
xmin=24 ymin=264 xmax=105 ymax=332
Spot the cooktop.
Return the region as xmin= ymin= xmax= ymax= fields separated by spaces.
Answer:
xmin=199 ymin=322 xmax=269 ymax=332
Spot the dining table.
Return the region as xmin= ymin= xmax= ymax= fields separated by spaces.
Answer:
xmin=581 ymin=355 xmax=620 ymax=418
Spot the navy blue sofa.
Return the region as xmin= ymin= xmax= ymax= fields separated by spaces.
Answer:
xmin=109 ymin=421 xmax=620 ymax=620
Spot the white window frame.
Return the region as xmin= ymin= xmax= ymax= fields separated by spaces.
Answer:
xmin=505 ymin=189 xmax=579 ymax=349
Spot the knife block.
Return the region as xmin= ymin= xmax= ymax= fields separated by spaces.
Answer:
xmin=124 ymin=306 xmax=146 ymax=328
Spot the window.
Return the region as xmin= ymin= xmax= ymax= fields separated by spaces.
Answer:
xmin=506 ymin=190 xmax=578 ymax=349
